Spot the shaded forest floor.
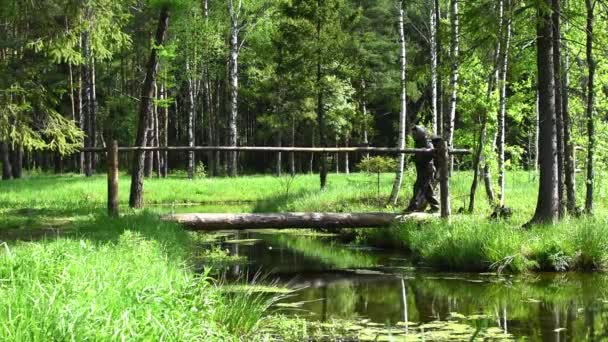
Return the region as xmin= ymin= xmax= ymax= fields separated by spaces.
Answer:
xmin=0 ymin=171 xmax=607 ymax=339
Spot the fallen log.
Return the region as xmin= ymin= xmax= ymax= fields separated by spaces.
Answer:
xmin=163 ymin=212 xmax=437 ymax=231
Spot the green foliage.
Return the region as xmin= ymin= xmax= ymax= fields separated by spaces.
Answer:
xmin=357 ymin=156 xmax=398 ymax=174
xmin=195 ymin=162 xmax=208 ymax=179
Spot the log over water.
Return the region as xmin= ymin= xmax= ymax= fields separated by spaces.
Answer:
xmin=163 ymin=212 xmax=437 ymax=231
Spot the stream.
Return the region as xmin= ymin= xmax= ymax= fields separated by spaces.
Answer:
xmin=163 ymin=206 xmax=608 ymax=341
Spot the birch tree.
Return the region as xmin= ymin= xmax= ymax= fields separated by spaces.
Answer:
xmin=496 ymin=0 xmax=511 ymax=207
xmin=388 ymin=0 xmax=407 ymax=205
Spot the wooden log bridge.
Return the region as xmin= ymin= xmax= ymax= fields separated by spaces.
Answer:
xmin=162 ymin=212 xmax=437 ymax=231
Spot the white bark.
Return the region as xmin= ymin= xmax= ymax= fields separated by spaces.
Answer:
xmin=389 ymin=0 xmax=408 ymax=205
xmin=497 ymin=0 xmax=511 ymax=206
xmin=227 ymin=0 xmax=242 ymax=177
xmin=430 ymin=0 xmax=438 ymax=135
xmin=187 ymin=60 xmax=196 ymax=180
xmin=445 ymin=0 xmax=459 ymax=148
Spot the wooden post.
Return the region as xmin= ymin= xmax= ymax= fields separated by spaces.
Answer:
xmin=436 ymin=139 xmax=451 ymax=218
xmin=108 ymin=140 xmax=119 ymax=217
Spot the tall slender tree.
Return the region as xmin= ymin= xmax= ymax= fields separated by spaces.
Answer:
xmin=430 ymin=0 xmax=439 ymax=135
xmin=129 ymin=5 xmax=171 ymax=208
xmin=561 ymin=0 xmax=576 ymax=214
xmin=497 ymin=0 xmax=511 ymax=206
xmin=389 ymin=0 xmax=407 ymax=205
xmin=584 ymin=0 xmax=595 ymax=214
xmin=444 ymin=0 xmax=459 ymax=152
xmin=552 ymin=0 xmax=565 ymax=216
xmin=227 ymin=0 xmax=242 ymax=177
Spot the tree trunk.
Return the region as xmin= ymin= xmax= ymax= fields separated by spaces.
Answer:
xmin=335 ymin=134 xmax=340 ymax=174
xmin=430 ymin=0 xmax=439 ymax=135
xmin=1 ymin=143 xmax=12 ymax=180
xmin=276 ymin=133 xmax=282 ymax=177
xmin=469 ymin=2 xmax=502 ymax=212
xmin=529 ymin=0 xmax=559 ymax=224
xmin=144 ymin=96 xmax=155 ymax=178
xmin=344 ymin=136 xmax=350 ymax=174
xmin=82 ymin=30 xmax=93 ymax=177
xmin=361 ymin=79 xmax=370 ymax=159
xmin=161 ymin=84 xmax=169 ymax=177
xmin=91 ymin=58 xmax=98 ymax=171
xmin=11 ymin=146 xmax=22 ymax=179
xmin=129 ymin=6 xmax=170 ymax=208
xmin=187 ymin=60 xmax=196 ymax=180
xmin=389 ymin=0 xmax=407 ymax=205
xmin=584 ymin=0 xmax=595 ymax=214
xmin=497 ymin=0 xmax=511 ymax=207
xmin=317 ymin=0 xmax=327 ymax=190
xmin=444 ymin=0 xmax=459 ymax=151
xmin=562 ymin=0 xmax=576 ymax=214
xmin=434 ymin=0 xmax=442 ymax=136
xmin=552 ymin=0 xmax=565 ymax=217
xmin=227 ymin=0 xmax=241 ymax=177
xmin=165 ymin=212 xmax=435 ymax=231
xmin=289 ymin=114 xmax=296 ymax=176
xmin=154 ymin=83 xmax=161 ymax=177
xmin=534 ymin=91 xmax=539 ymax=171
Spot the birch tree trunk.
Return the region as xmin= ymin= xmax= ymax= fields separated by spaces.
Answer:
xmin=497 ymin=0 xmax=511 ymax=207
xmin=187 ymin=60 xmax=196 ymax=180
xmin=529 ymin=0 xmax=559 ymax=224
xmin=227 ymin=0 xmax=242 ymax=177
xmin=430 ymin=0 xmax=439 ymax=135
xmin=445 ymin=0 xmax=458 ymax=151
xmin=434 ymin=0 xmax=442 ymax=136
xmin=335 ymin=134 xmax=340 ymax=174
xmin=388 ymin=0 xmax=407 ymax=205
xmin=361 ymin=79 xmax=370 ymax=159
xmin=129 ymin=6 xmax=170 ymax=208
xmin=584 ymin=0 xmax=595 ymax=214
xmin=344 ymin=136 xmax=350 ymax=174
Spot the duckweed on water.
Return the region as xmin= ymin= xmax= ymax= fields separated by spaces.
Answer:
xmin=260 ymin=315 xmax=513 ymax=341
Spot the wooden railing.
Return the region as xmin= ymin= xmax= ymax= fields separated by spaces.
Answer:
xmin=96 ymin=142 xmax=470 ymax=220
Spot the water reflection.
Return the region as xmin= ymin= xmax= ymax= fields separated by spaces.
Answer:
xmin=210 ymin=232 xmax=608 ymax=341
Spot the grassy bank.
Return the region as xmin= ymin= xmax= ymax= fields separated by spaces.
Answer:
xmin=0 ymin=213 xmax=284 ymax=340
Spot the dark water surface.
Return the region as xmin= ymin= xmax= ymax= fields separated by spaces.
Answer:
xmin=206 ymin=230 xmax=608 ymax=341
xmin=158 ymin=206 xmax=607 ymax=341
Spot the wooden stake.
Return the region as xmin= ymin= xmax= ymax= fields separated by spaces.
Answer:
xmin=108 ymin=140 xmax=119 ymax=217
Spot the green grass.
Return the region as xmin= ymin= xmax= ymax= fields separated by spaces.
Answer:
xmin=0 ymin=169 xmax=607 ymax=339
xmin=0 ymin=214 xmax=280 ymax=340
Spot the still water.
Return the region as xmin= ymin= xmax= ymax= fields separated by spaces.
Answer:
xmin=205 ymin=230 xmax=608 ymax=341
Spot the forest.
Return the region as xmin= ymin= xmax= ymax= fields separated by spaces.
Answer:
xmin=1 ymin=0 xmax=608 ymax=340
